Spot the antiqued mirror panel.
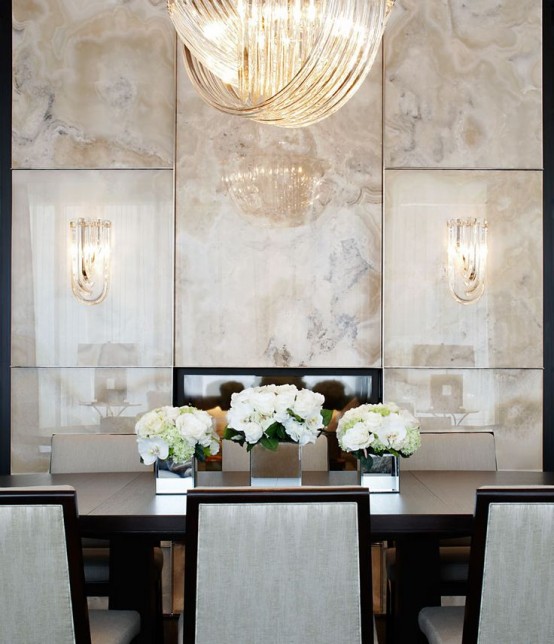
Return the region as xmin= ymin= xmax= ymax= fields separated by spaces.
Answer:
xmin=12 ymin=169 xmax=174 ymax=367
xmin=11 ymin=367 xmax=173 ymax=473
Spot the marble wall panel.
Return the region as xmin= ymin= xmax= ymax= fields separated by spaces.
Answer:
xmin=384 ymin=0 xmax=542 ymax=169
xmin=384 ymin=368 xmax=543 ymax=470
xmin=174 ymin=53 xmax=384 ymax=368
xmin=12 ymin=0 xmax=175 ymax=169
xmin=384 ymin=170 xmax=542 ymax=368
xmin=11 ymin=367 xmax=172 ymax=473
xmin=12 ymin=169 xmax=174 ymax=367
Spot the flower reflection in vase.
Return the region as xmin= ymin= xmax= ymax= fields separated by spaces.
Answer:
xmin=337 ymin=402 xmax=421 ymax=494
xmin=223 ymin=384 xmax=332 ymax=487
xmin=135 ymin=405 xmax=220 ymax=494
xmin=154 ymin=457 xmax=197 ymax=494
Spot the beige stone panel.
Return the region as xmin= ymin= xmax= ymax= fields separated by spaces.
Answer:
xmin=384 ymin=368 xmax=542 ymax=471
xmin=384 ymin=0 xmax=542 ymax=169
xmin=174 ymin=50 xmax=383 ymax=368
xmin=384 ymin=170 xmax=542 ymax=368
xmin=11 ymin=367 xmax=172 ymax=473
xmin=12 ymin=0 xmax=175 ymax=169
xmin=12 ymin=169 xmax=174 ymax=367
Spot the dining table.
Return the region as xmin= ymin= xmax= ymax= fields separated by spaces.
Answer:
xmin=2 ymin=468 xmax=554 ymax=644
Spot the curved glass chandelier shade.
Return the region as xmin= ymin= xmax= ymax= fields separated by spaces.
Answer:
xmin=168 ymin=0 xmax=395 ymax=127
xmin=223 ymin=153 xmax=328 ymax=226
xmin=447 ymin=218 xmax=488 ymax=305
xmin=70 ymin=218 xmax=111 ymax=305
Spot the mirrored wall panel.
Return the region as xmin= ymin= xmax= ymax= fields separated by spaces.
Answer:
xmin=12 ymin=169 xmax=174 ymax=367
xmin=384 ymin=368 xmax=542 ymax=470
xmin=11 ymin=367 xmax=173 ymax=473
xmin=384 ymin=170 xmax=542 ymax=368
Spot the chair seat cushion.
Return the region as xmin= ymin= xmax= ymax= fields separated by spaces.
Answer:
xmin=418 ymin=606 xmax=464 ymax=644
xmin=89 ymin=609 xmax=141 ymax=644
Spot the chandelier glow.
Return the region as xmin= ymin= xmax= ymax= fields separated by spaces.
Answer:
xmin=223 ymin=153 xmax=327 ymax=226
xmin=168 ymin=0 xmax=395 ymax=127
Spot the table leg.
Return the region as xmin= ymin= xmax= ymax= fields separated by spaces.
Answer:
xmin=390 ymin=536 xmax=441 ymax=644
xmin=109 ymin=538 xmax=164 ymax=644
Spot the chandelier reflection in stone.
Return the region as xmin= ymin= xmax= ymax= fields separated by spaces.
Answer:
xmin=447 ymin=218 xmax=488 ymax=305
xmin=223 ymin=153 xmax=328 ymax=226
xmin=167 ymin=0 xmax=395 ymax=127
xmin=70 ymin=218 xmax=111 ymax=305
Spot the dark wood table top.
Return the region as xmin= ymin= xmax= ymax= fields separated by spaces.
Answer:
xmin=2 ymin=469 xmax=553 ymax=540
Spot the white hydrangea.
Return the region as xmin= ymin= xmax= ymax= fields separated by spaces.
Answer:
xmin=135 ymin=405 xmax=220 ymax=465
xmin=225 ymin=384 xmax=328 ymax=447
xmin=337 ymin=403 xmax=421 ymax=459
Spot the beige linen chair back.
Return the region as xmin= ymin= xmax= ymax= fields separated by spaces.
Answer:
xmin=419 ymin=486 xmax=554 ymax=644
xmin=401 ymin=431 xmax=497 ymax=471
xmin=221 ymin=435 xmax=328 ymax=471
xmin=182 ymin=487 xmax=374 ymax=644
xmin=0 ymin=486 xmax=140 ymax=644
xmin=50 ymin=433 xmax=150 ymax=473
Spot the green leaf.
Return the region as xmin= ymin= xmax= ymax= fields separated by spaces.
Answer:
xmin=321 ymin=408 xmax=333 ymax=426
xmin=260 ymin=436 xmax=279 ymax=451
xmin=223 ymin=427 xmax=245 ymax=447
xmin=287 ymin=408 xmax=304 ymax=422
xmin=265 ymin=422 xmax=287 ymax=442
xmin=194 ymin=443 xmax=207 ymax=462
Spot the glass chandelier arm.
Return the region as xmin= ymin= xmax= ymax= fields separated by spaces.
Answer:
xmin=173 ymin=0 xmax=394 ymax=127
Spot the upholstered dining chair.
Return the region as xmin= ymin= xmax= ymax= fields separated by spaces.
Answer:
xmin=418 ymin=486 xmax=554 ymax=644
xmin=180 ymin=486 xmax=375 ymax=644
xmin=50 ymin=433 xmax=150 ymax=475
xmin=50 ymin=432 xmax=164 ymax=642
xmin=0 ymin=486 xmax=140 ymax=644
xmin=50 ymin=433 xmax=154 ymax=597
xmin=386 ymin=431 xmax=497 ymax=642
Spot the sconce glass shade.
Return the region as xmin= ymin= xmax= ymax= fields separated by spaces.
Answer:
xmin=70 ymin=218 xmax=111 ymax=305
xmin=223 ymin=153 xmax=328 ymax=226
xmin=447 ymin=218 xmax=488 ymax=304
xmin=168 ymin=0 xmax=395 ymax=127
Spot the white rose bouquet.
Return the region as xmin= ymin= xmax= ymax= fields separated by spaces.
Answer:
xmin=224 ymin=384 xmax=332 ymax=451
xmin=135 ymin=405 xmax=220 ymax=466
xmin=337 ymin=402 xmax=421 ymax=468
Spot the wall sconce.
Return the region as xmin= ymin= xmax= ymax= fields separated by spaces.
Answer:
xmin=447 ymin=218 xmax=488 ymax=304
xmin=70 ymin=218 xmax=111 ymax=305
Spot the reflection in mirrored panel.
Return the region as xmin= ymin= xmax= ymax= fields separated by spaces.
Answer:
xmin=12 ymin=170 xmax=174 ymax=367
xmin=11 ymin=367 xmax=173 ymax=473
xmin=384 ymin=170 xmax=542 ymax=369
xmin=174 ymin=367 xmax=381 ymax=472
xmin=384 ymin=368 xmax=542 ymax=471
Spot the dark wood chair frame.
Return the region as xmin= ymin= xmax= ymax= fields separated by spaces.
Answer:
xmin=183 ymin=486 xmax=374 ymax=644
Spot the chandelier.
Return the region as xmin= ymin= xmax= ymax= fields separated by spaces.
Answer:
xmin=167 ymin=0 xmax=395 ymax=127
xmin=447 ymin=218 xmax=488 ymax=305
